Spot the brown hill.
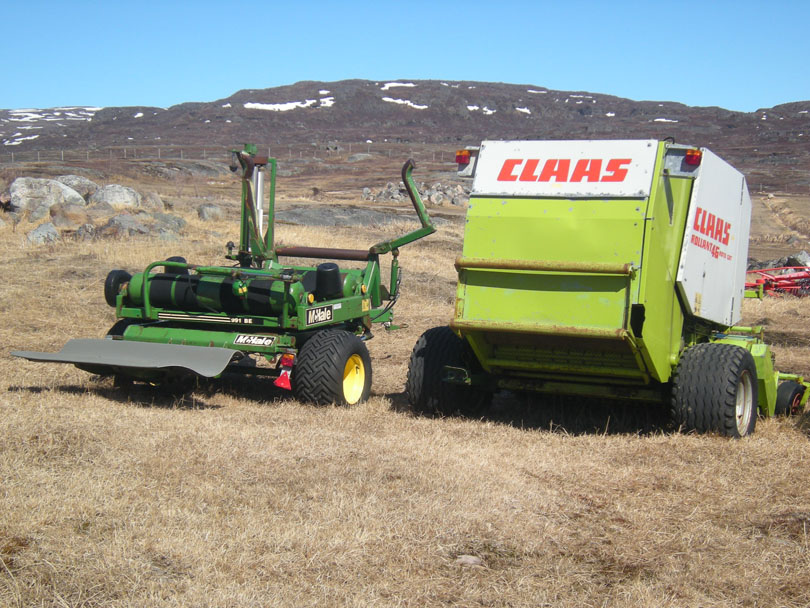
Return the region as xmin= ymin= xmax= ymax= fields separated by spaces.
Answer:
xmin=1 ymin=79 xmax=809 ymax=192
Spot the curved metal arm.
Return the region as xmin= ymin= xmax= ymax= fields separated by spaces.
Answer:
xmin=370 ymin=159 xmax=436 ymax=254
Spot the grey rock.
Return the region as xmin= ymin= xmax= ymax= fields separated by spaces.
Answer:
xmin=27 ymin=222 xmax=60 ymax=244
xmin=347 ymin=153 xmax=372 ymax=162
xmin=429 ymin=192 xmax=444 ymax=205
xmin=50 ymin=202 xmax=91 ymax=228
xmin=361 ymin=187 xmax=372 ymax=201
xmin=197 ymin=203 xmax=224 ymax=222
xmin=455 ymin=555 xmax=484 ymax=567
xmin=151 ymin=212 xmax=186 ymax=233
xmin=787 ymin=250 xmax=810 ymax=267
xmin=76 ymin=224 xmax=96 ymax=241
xmin=98 ymin=214 xmax=151 ymax=237
xmin=141 ymin=191 xmax=165 ymax=211
xmin=89 ymin=184 xmax=142 ymax=208
xmin=56 ymin=175 xmax=99 ymax=200
xmin=10 ymin=177 xmax=86 ymax=222
xmin=86 ymin=201 xmax=116 ymax=220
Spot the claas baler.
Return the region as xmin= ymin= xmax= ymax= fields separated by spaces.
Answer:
xmin=13 ymin=144 xmax=436 ymax=405
xmin=406 ymin=139 xmax=807 ymax=437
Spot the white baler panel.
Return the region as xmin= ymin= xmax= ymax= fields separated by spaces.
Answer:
xmin=676 ymin=149 xmax=751 ymax=326
xmin=472 ymin=139 xmax=659 ymax=198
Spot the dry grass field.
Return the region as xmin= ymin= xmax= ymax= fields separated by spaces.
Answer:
xmin=3 ymin=159 xmax=810 ymax=607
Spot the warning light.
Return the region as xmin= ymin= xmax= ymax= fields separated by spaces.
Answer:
xmin=279 ymin=353 xmax=295 ymax=368
xmin=685 ymin=149 xmax=702 ymax=166
xmin=455 ymin=150 xmax=471 ymax=165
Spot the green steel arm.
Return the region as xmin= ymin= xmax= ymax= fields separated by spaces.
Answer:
xmin=370 ymin=159 xmax=436 ymax=254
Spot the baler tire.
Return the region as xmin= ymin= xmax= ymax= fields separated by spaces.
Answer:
xmin=292 ymin=330 xmax=372 ymax=406
xmin=775 ymin=381 xmax=804 ymax=417
xmin=671 ymin=343 xmax=758 ymax=438
xmin=104 ymin=270 xmax=132 ymax=307
xmin=405 ymin=326 xmax=491 ymax=416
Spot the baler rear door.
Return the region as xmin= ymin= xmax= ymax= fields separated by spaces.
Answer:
xmin=453 ymin=140 xmax=659 ymax=386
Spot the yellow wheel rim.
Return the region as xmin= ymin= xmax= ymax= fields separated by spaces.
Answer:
xmin=342 ymin=354 xmax=365 ymax=404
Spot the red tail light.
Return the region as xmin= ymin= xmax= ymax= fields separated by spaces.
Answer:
xmin=280 ymin=353 xmax=295 ymax=368
xmin=685 ymin=148 xmax=702 ymax=166
xmin=455 ymin=150 xmax=471 ymax=164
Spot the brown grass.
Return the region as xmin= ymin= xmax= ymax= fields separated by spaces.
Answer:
xmin=3 ymin=176 xmax=810 ymax=606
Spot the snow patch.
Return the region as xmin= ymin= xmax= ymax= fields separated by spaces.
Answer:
xmin=467 ymin=105 xmax=480 ymax=111
xmin=799 ymin=110 xmax=808 ymax=114
xmin=380 ymin=82 xmax=416 ymax=91
xmin=482 ymin=106 xmax=495 ymax=115
xmin=319 ymin=89 xmax=330 ymax=95
xmin=319 ymin=96 xmax=335 ymax=108
xmin=653 ymin=118 xmax=678 ymax=123
xmin=221 ymin=103 xmax=232 ymax=108
xmin=527 ymin=89 xmax=547 ymax=94
xmin=3 ymin=134 xmax=39 ymax=146
xmin=244 ymin=99 xmax=318 ymax=112
xmin=515 ymin=107 xmax=531 ymax=115
xmin=605 ymin=112 xmax=615 ymax=117
xmin=382 ymin=97 xmax=428 ymax=110
xmin=133 ymin=112 xmax=144 ymax=118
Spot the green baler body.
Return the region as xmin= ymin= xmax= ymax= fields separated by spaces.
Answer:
xmin=451 ymin=140 xmax=752 ymax=403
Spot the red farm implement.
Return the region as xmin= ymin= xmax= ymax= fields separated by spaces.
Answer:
xmin=745 ymin=267 xmax=810 ymax=298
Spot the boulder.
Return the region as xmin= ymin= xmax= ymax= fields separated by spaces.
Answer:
xmin=90 ymin=184 xmax=142 ymax=208
xmin=787 ymin=250 xmax=810 ymax=267
xmin=86 ymin=201 xmax=116 ymax=221
xmin=151 ymin=212 xmax=186 ymax=234
xmin=98 ymin=214 xmax=150 ymax=238
xmin=197 ymin=203 xmax=224 ymax=221
xmin=50 ymin=202 xmax=91 ymax=229
xmin=10 ymin=177 xmax=86 ymax=222
xmin=27 ymin=222 xmax=60 ymax=244
xmin=141 ymin=191 xmax=165 ymax=211
xmin=76 ymin=224 xmax=96 ymax=241
xmin=347 ymin=153 xmax=372 ymax=162
xmin=56 ymin=175 xmax=99 ymax=200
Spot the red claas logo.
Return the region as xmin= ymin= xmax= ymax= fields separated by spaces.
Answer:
xmin=693 ymin=207 xmax=731 ymax=245
xmin=496 ymin=158 xmax=632 ymax=183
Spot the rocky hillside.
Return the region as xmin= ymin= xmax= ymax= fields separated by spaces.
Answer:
xmin=1 ymin=80 xmax=809 ymax=191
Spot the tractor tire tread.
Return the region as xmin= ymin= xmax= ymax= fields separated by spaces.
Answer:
xmin=671 ymin=343 xmax=757 ymax=437
xmin=292 ymin=329 xmax=371 ymax=405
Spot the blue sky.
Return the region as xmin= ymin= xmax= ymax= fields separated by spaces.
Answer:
xmin=3 ymin=0 xmax=807 ymax=112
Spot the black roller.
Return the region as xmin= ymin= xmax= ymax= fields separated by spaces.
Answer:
xmin=104 ymin=270 xmax=132 ymax=307
xmin=164 ymin=256 xmax=189 ymax=275
xmin=315 ymin=263 xmax=342 ymax=301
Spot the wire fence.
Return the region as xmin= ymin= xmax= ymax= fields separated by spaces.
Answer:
xmin=0 ymin=142 xmax=458 ymax=166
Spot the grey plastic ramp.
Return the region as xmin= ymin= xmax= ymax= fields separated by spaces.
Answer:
xmin=11 ymin=339 xmax=236 ymax=377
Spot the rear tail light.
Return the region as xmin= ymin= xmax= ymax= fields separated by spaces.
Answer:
xmin=455 ymin=150 xmax=471 ymax=165
xmin=685 ymin=148 xmax=702 ymax=166
xmin=280 ymin=353 xmax=295 ymax=368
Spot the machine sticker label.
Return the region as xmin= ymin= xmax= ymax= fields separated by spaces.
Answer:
xmin=306 ymin=305 xmax=333 ymax=326
xmin=472 ymin=140 xmax=658 ymax=198
xmin=361 ymin=298 xmax=370 ymax=312
xmin=234 ymin=334 xmax=276 ymax=347
xmin=158 ymin=312 xmax=255 ymax=324
xmin=689 ymin=206 xmax=733 ymax=260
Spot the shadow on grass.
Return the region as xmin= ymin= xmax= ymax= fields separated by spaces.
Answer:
xmin=388 ymin=390 xmax=671 ymax=436
xmin=8 ymin=382 xmax=222 ymax=410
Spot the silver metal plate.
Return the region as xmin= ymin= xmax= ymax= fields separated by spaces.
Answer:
xmin=11 ymin=339 xmax=236 ymax=377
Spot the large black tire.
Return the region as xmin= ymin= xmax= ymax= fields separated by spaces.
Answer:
xmin=671 ymin=343 xmax=758 ymax=438
xmin=292 ymin=330 xmax=372 ymax=405
xmin=405 ymin=326 xmax=491 ymax=416
xmin=104 ymin=270 xmax=132 ymax=307
xmin=775 ymin=381 xmax=804 ymax=417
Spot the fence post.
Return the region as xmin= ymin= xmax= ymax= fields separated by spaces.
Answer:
xmin=11 ymin=152 xmax=13 ymax=163
xmin=180 ymin=149 xmax=183 ymax=160
xmin=158 ymin=148 xmax=161 ymax=159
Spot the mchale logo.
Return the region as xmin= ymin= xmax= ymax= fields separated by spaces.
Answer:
xmin=693 ymin=207 xmax=731 ymax=245
xmin=234 ymin=334 xmax=275 ymax=347
xmin=496 ymin=158 xmax=632 ymax=183
xmin=306 ymin=305 xmax=333 ymax=325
